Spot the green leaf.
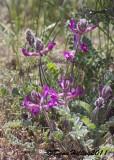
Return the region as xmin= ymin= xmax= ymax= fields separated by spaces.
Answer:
xmin=43 ymin=137 xmax=49 ymax=142
xmin=47 ymin=62 xmax=55 ymax=69
xmin=99 ymin=144 xmax=114 ymax=152
xmin=53 ymin=131 xmax=63 ymax=140
xmin=1 ymin=87 xmax=7 ymax=96
xmin=12 ymin=87 xmax=20 ymax=96
xmin=85 ymin=139 xmax=94 ymax=146
xmin=75 ymin=100 xmax=92 ymax=114
xmin=3 ymin=120 xmax=23 ymax=128
xmin=82 ymin=116 xmax=96 ymax=129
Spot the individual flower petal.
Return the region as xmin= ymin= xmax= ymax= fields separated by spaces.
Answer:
xmin=85 ymin=24 xmax=98 ymax=33
xmin=66 ymin=86 xmax=84 ymax=100
xmin=22 ymin=96 xmax=31 ymax=108
xmin=68 ymin=18 xmax=78 ymax=33
xmin=46 ymin=99 xmax=58 ymax=109
xmin=23 ymin=96 xmax=40 ymax=108
xmin=47 ymin=42 xmax=56 ymax=50
xmin=29 ymin=105 xmax=40 ymax=115
xmin=25 ymin=95 xmax=37 ymax=105
xmin=70 ymin=88 xmax=76 ymax=95
xmin=42 ymin=86 xmax=50 ymax=98
xmin=22 ymin=47 xmax=39 ymax=56
xmin=40 ymin=42 xmax=56 ymax=56
xmin=63 ymin=50 xmax=75 ymax=60
xmin=49 ymin=88 xmax=59 ymax=99
xmin=76 ymin=86 xmax=85 ymax=96
xmin=81 ymin=43 xmax=88 ymax=52
xmin=56 ymin=99 xmax=65 ymax=105
xmin=68 ymin=18 xmax=76 ymax=29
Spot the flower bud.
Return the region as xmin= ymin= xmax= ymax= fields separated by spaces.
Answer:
xmin=77 ymin=19 xmax=88 ymax=34
xmin=34 ymin=38 xmax=44 ymax=51
xmin=25 ymin=28 xmax=35 ymax=47
xmin=94 ymin=97 xmax=105 ymax=109
xmin=81 ymin=43 xmax=88 ymax=52
xmin=102 ymin=85 xmax=112 ymax=99
xmin=59 ymin=77 xmax=73 ymax=92
xmin=31 ymin=91 xmax=41 ymax=103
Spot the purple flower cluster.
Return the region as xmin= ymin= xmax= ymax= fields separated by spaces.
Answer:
xmin=22 ymin=86 xmax=60 ymax=115
xmin=94 ymin=85 xmax=113 ymax=109
xmin=63 ymin=18 xmax=98 ymax=60
xmin=22 ymin=29 xmax=56 ymax=57
xmin=68 ymin=18 xmax=98 ymax=35
xmin=22 ymin=77 xmax=84 ymax=115
xmin=58 ymin=76 xmax=84 ymax=100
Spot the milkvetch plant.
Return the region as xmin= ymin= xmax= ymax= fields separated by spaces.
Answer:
xmin=20 ymin=19 xmax=105 ymax=158
xmin=2 ymin=17 xmax=114 ymax=160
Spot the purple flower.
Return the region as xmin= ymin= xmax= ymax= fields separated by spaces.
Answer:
xmin=58 ymin=77 xmax=84 ymax=100
xmin=23 ymin=29 xmax=56 ymax=57
xmin=63 ymin=50 xmax=75 ymax=60
xmin=22 ymin=86 xmax=60 ymax=115
xmin=94 ymin=84 xmax=113 ymax=110
xmin=99 ymin=85 xmax=112 ymax=100
xmin=48 ymin=42 xmax=56 ymax=50
xmin=22 ymin=47 xmax=39 ymax=56
xmin=59 ymin=76 xmax=73 ymax=92
xmin=94 ymin=97 xmax=105 ymax=109
xmin=29 ymin=106 xmax=40 ymax=115
xmin=46 ymin=99 xmax=58 ymax=109
xmin=42 ymin=86 xmax=50 ymax=98
xmin=49 ymin=88 xmax=59 ymax=99
xmin=23 ymin=96 xmax=41 ymax=116
xmin=68 ymin=18 xmax=98 ymax=35
xmin=68 ymin=18 xmax=77 ymax=33
xmin=22 ymin=42 xmax=56 ymax=57
xmin=66 ymin=86 xmax=84 ymax=100
xmin=81 ymin=43 xmax=88 ymax=52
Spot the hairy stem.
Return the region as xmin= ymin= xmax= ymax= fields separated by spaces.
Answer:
xmin=101 ymin=100 xmax=112 ymax=124
xmin=92 ymin=107 xmax=99 ymax=125
xmin=40 ymin=63 xmax=49 ymax=86
xmin=38 ymin=57 xmax=43 ymax=87
xmin=71 ymin=35 xmax=81 ymax=77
